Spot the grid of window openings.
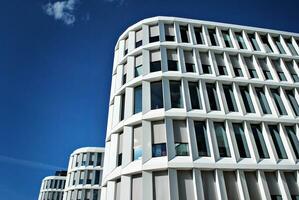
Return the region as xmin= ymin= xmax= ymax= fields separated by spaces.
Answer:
xmin=38 ymin=177 xmax=66 ymax=200
xmin=63 ymin=148 xmax=104 ymax=200
xmin=102 ymin=17 xmax=299 ymax=200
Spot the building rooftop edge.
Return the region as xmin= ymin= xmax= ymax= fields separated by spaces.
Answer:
xmin=114 ymin=16 xmax=299 ymax=49
xmin=71 ymin=147 xmax=105 ymax=155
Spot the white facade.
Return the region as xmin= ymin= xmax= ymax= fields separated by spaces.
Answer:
xmin=38 ymin=174 xmax=66 ymax=200
xmin=63 ymin=147 xmax=105 ymax=200
xmin=101 ymin=16 xmax=299 ymax=200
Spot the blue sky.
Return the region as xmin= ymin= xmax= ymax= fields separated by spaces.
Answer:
xmin=0 ymin=0 xmax=299 ymax=199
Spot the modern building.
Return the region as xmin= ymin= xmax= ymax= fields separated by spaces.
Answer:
xmin=38 ymin=171 xmax=67 ymax=200
xmin=101 ymin=16 xmax=299 ymax=200
xmin=63 ymin=147 xmax=105 ymax=200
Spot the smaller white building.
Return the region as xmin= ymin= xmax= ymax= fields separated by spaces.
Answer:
xmin=63 ymin=147 xmax=105 ymax=200
xmin=38 ymin=171 xmax=67 ymax=200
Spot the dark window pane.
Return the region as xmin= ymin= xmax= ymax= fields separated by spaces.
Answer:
xmin=256 ymin=87 xmax=272 ymax=114
xmin=152 ymin=144 xmax=167 ymax=157
xmin=150 ymin=61 xmax=161 ymax=72
xmin=251 ymin=124 xmax=269 ymax=158
xmin=271 ymin=89 xmax=287 ymax=115
xmin=151 ymin=81 xmax=163 ymax=110
xmin=268 ymin=125 xmax=288 ymax=159
xmin=285 ymin=126 xmax=299 ymax=159
xmin=188 ymin=82 xmax=201 ymax=109
xmin=170 ymin=81 xmax=183 ymax=108
xmin=223 ymin=85 xmax=238 ymax=112
xmin=208 ymin=29 xmax=219 ymax=46
xmin=286 ymin=90 xmax=299 ymax=116
xmin=194 ymin=121 xmax=209 ymax=156
xmin=180 ymin=26 xmax=189 ymax=43
xmin=233 ymin=123 xmax=250 ymax=158
xmin=194 ymin=27 xmax=204 ymax=44
xmin=206 ymin=83 xmax=220 ymax=111
xmin=134 ymin=86 xmax=142 ymax=114
xmin=240 ymin=86 xmax=255 ymax=113
xmin=214 ymin=122 xmax=230 ymax=157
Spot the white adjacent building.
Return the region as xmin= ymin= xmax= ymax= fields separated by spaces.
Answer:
xmin=38 ymin=171 xmax=67 ymax=200
xmin=38 ymin=147 xmax=104 ymax=200
xmin=101 ymin=16 xmax=299 ymax=200
xmin=63 ymin=147 xmax=104 ymax=200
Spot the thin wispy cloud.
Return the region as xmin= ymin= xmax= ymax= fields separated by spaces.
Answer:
xmin=0 ymin=154 xmax=63 ymax=171
xmin=43 ymin=0 xmax=79 ymax=25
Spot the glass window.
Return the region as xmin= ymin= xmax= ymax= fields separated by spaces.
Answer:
xmin=255 ymin=87 xmax=272 ymax=114
xmin=244 ymin=172 xmax=262 ymax=200
xmin=170 ymin=81 xmax=183 ymax=108
xmin=152 ymin=120 xmax=167 ymax=157
xmin=272 ymin=37 xmax=286 ymax=54
xmin=132 ymin=174 xmax=142 ymax=200
xmin=199 ymin=52 xmax=212 ymax=74
xmin=79 ymin=171 xmax=84 ymax=184
xmin=180 ymin=25 xmax=189 ymax=43
xmin=285 ymin=61 xmax=299 ymax=82
xmin=150 ymin=50 xmax=161 ymax=72
xmin=248 ymin=33 xmax=261 ymax=51
xmin=223 ymin=171 xmax=241 ymax=200
xmin=77 ymin=189 xmax=82 ymax=200
xmin=73 ymin=171 xmax=77 ymax=185
xmin=272 ymin=60 xmax=287 ymax=81
xmin=92 ymin=190 xmax=99 ymax=200
xmin=135 ymin=29 xmax=143 ymax=48
xmin=260 ymin=35 xmax=273 ymax=53
xmin=284 ymin=172 xmax=299 ymax=199
xmin=245 ymin=57 xmax=259 ymax=78
xmin=122 ymin=63 xmax=128 ymax=85
xmin=94 ymin=171 xmax=100 ymax=185
xmin=265 ymin=172 xmax=282 ymax=200
xmin=153 ymin=171 xmax=169 ymax=200
xmin=208 ymin=29 xmax=219 ymax=46
xmin=96 ymin=153 xmax=102 ymax=166
xmin=133 ymin=125 xmax=142 ymax=160
xmin=124 ymin=37 xmax=129 ymax=55
xmin=260 ymin=59 xmax=274 ymax=79
xmin=86 ymin=170 xmax=93 ymax=184
xmin=215 ymin=53 xmax=227 ymax=75
xmin=258 ymin=58 xmax=273 ymax=80
xmin=188 ymin=81 xmax=202 ymax=110
xmin=286 ymin=89 xmax=299 ymax=116
xmin=235 ymin=32 xmax=247 ymax=49
xmin=177 ymin=170 xmax=195 ymax=200
xmin=85 ymin=190 xmax=91 ymax=200
xmin=194 ymin=121 xmax=209 ymax=156
xmin=89 ymin=153 xmax=95 ymax=166
xmin=214 ymin=122 xmax=230 ymax=157
xmin=134 ymin=85 xmax=142 ymax=114
xmin=194 ymin=27 xmax=204 ymax=44
xmin=134 ymin=55 xmax=143 ymax=77
xmin=285 ymin=126 xmax=299 ymax=159
xmin=173 ymin=120 xmax=189 ymax=156
xmin=285 ymin=38 xmax=298 ymax=56
xmin=206 ymin=83 xmax=220 ymax=111
xmin=167 ymin=49 xmax=178 ymax=71
xmin=151 ymin=81 xmax=163 ymax=110
xmin=268 ymin=125 xmax=287 ymax=159
xmin=240 ymin=86 xmax=255 ymax=113
xmin=118 ymin=133 xmax=123 ymax=166
xmin=222 ymin=30 xmax=233 ymax=48
xmin=164 ymin=24 xmax=175 ymax=41
xmin=230 ymin=55 xmax=243 ymax=77
xmin=251 ymin=124 xmax=269 ymax=158
xmin=184 ymin=50 xmax=195 ymax=72
xmin=270 ymin=89 xmax=287 ymax=115
xmin=82 ymin=153 xmax=87 ymax=166
xmin=149 ymin=25 xmax=159 ymax=43
xmin=223 ymin=84 xmax=238 ymax=112
xmin=120 ymin=93 xmax=125 ymax=121
xmin=233 ymin=123 xmax=250 ymax=158
xmin=202 ymin=171 xmax=218 ymax=200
